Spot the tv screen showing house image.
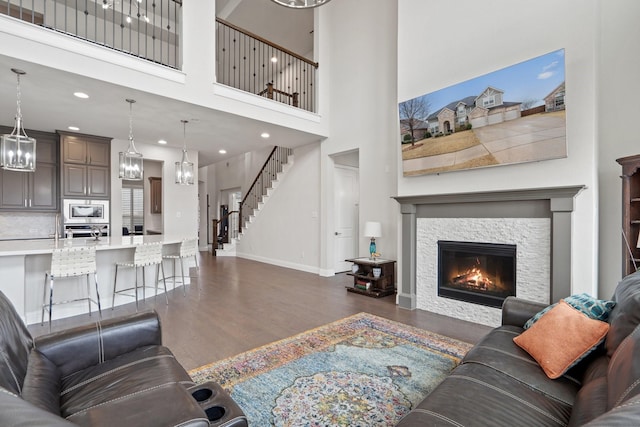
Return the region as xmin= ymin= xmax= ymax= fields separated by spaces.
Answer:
xmin=399 ymin=48 xmax=566 ymax=176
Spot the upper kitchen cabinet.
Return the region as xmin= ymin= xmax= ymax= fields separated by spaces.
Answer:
xmin=58 ymin=131 xmax=111 ymax=199
xmin=61 ymin=132 xmax=110 ymax=166
xmin=0 ymin=128 xmax=60 ymax=212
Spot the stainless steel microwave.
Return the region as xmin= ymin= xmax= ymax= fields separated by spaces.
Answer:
xmin=63 ymin=199 xmax=110 ymax=224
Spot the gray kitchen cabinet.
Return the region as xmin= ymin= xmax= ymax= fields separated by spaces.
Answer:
xmin=62 ymin=164 xmax=110 ymax=198
xmin=0 ymin=169 xmax=28 ymax=209
xmin=61 ymin=132 xmax=110 ymax=166
xmin=0 ymin=128 xmax=59 ymax=212
xmin=62 ymin=164 xmax=87 ymax=197
xmin=87 ymin=165 xmax=109 ymax=197
xmin=59 ymin=131 xmax=111 ymax=199
xmin=30 ymin=162 xmax=58 ymax=209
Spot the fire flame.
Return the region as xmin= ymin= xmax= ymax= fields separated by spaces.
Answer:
xmin=451 ymin=258 xmax=494 ymax=290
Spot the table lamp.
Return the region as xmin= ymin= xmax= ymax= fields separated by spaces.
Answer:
xmin=364 ymin=221 xmax=382 ymax=260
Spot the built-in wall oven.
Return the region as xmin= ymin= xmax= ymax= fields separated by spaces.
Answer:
xmin=62 ymin=199 xmax=110 ymax=238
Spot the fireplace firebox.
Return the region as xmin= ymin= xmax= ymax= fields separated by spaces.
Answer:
xmin=437 ymin=241 xmax=516 ymax=308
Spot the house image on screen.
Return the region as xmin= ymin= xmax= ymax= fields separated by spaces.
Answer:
xmin=426 ymin=86 xmax=522 ymax=135
xmin=544 ymin=82 xmax=566 ymax=112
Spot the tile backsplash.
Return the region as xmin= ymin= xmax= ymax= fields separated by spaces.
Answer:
xmin=0 ymin=212 xmax=58 ymax=240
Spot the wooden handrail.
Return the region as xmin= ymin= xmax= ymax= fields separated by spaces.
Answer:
xmin=212 ymin=210 xmax=239 ymax=228
xmin=216 ymin=17 xmax=318 ymax=68
xmin=258 ymin=83 xmax=297 ymax=98
xmin=241 ymin=147 xmax=278 ymax=207
xmin=238 ymin=146 xmax=292 ymax=235
xmin=212 ymin=210 xmax=239 ymax=247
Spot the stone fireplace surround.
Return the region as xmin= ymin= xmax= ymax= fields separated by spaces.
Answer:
xmin=393 ymin=186 xmax=585 ymax=324
xmin=418 ymin=217 xmax=550 ymax=326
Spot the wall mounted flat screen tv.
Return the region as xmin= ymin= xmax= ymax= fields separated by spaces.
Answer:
xmin=399 ymin=49 xmax=566 ymax=176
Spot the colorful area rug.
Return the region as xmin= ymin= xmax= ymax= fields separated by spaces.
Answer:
xmin=189 ymin=312 xmax=472 ymax=426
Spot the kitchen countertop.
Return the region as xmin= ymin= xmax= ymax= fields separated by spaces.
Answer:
xmin=0 ymin=234 xmax=191 ymax=256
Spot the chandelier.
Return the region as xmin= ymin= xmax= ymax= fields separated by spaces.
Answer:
xmin=118 ymin=99 xmax=144 ymax=180
xmin=270 ymin=0 xmax=332 ymax=8
xmin=175 ymin=120 xmax=194 ymax=185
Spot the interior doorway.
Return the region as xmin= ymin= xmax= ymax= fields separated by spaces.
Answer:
xmin=332 ymin=151 xmax=359 ymax=273
xmin=218 ymin=187 xmax=241 ymax=247
xmin=121 ymin=159 xmax=163 ymax=236
xmin=143 ymin=160 xmax=163 ymax=234
xmin=121 ymin=182 xmax=143 ymax=235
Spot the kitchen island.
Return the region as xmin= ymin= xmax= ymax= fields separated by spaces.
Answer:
xmin=0 ymin=235 xmax=197 ymax=324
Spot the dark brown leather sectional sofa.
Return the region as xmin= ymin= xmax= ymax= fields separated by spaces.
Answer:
xmin=0 ymin=291 xmax=246 ymax=426
xmin=397 ymin=271 xmax=640 ymax=426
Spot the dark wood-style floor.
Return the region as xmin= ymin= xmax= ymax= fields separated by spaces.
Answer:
xmin=28 ymin=253 xmax=492 ymax=371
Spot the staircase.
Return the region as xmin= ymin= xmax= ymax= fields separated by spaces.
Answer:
xmin=215 ymin=147 xmax=294 ymax=256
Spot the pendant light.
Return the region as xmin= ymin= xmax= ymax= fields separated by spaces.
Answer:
xmin=175 ymin=120 xmax=194 ymax=185
xmin=270 ymin=0 xmax=332 ymax=8
xmin=119 ymin=99 xmax=144 ymax=180
xmin=1 ymin=68 xmax=36 ymax=172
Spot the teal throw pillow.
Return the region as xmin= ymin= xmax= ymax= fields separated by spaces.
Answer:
xmin=523 ymin=293 xmax=616 ymax=330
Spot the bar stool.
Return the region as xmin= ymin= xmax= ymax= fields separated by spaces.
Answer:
xmin=42 ymin=246 xmax=101 ymax=331
xmin=112 ymin=242 xmax=168 ymax=310
xmin=162 ymin=238 xmax=198 ymax=296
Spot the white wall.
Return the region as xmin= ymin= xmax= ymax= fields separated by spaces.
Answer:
xmin=110 ymin=139 xmax=198 ymax=238
xmin=398 ymin=0 xmax=598 ymax=296
xmin=236 ymin=143 xmax=321 ymax=272
xmin=597 ymin=0 xmax=640 ymax=298
xmin=243 ymin=146 xmax=278 ymax=191
xmin=317 ymin=0 xmax=399 ymax=275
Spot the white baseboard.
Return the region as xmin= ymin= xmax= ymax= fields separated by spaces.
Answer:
xmin=235 ymin=252 xmax=320 ymax=275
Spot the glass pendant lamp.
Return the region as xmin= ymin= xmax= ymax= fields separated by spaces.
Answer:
xmin=1 ymin=68 xmax=36 ymax=172
xmin=175 ymin=120 xmax=194 ymax=185
xmin=119 ymin=99 xmax=143 ymax=180
xmin=270 ymin=0 xmax=332 ymax=8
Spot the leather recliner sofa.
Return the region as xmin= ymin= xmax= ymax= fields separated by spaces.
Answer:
xmin=0 ymin=291 xmax=246 ymax=426
xmin=397 ymin=271 xmax=640 ymax=426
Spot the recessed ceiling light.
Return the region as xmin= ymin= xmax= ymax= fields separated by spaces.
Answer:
xmin=261 ymin=132 xmax=270 ymax=139
xmin=158 ymin=139 xmax=167 ymax=145
xmin=271 ymin=56 xmax=278 ymax=63
xmin=219 ymin=149 xmax=227 ymax=154
xmin=68 ymin=126 xmax=80 ymax=131
xmin=73 ymin=92 xmax=89 ymax=99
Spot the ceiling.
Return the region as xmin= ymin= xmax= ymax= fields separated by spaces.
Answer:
xmin=0 ymin=0 xmax=316 ymax=167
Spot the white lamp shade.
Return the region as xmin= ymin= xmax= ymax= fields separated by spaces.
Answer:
xmin=364 ymin=221 xmax=382 ymax=238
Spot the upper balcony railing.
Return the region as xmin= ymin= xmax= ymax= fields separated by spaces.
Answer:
xmin=1 ymin=0 xmax=181 ymax=69
xmin=216 ymin=18 xmax=318 ymax=114
xmin=2 ymin=3 xmax=318 ymax=113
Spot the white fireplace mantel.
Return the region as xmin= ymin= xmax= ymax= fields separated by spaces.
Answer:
xmin=393 ymin=185 xmax=585 ymax=310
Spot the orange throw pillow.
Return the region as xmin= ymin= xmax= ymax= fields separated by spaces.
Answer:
xmin=513 ymin=300 xmax=609 ymax=379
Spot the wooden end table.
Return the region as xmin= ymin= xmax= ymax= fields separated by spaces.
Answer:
xmin=345 ymin=257 xmax=396 ymax=298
